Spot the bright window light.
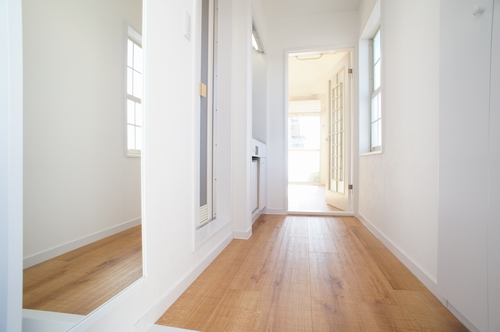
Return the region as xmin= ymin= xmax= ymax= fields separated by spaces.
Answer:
xmin=252 ymin=33 xmax=259 ymax=51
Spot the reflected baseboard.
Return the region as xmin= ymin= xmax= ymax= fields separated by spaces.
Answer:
xmin=22 ymin=309 xmax=85 ymax=332
xmin=23 ymin=217 xmax=142 ymax=268
xmin=148 ymin=325 xmax=199 ymax=332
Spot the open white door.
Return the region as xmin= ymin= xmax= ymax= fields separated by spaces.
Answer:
xmin=325 ymin=53 xmax=351 ymax=211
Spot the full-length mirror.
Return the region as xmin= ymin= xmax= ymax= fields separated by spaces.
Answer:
xmin=22 ymin=0 xmax=143 ymax=316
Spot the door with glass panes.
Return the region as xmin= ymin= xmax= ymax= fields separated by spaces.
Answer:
xmin=326 ymin=55 xmax=351 ymax=211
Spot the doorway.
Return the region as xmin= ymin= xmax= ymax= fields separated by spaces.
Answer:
xmin=287 ymin=50 xmax=353 ymax=214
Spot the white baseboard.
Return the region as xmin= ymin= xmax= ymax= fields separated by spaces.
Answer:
xmin=357 ymin=214 xmax=481 ymax=332
xmin=133 ymin=232 xmax=233 ymax=332
xmin=252 ymin=209 xmax=263 ymax=223
xmin=22 ymin=309 xmax=85 ymax=332
xmin=147 ymin=325 xmax=198 ymax=332
xmin=446 ymin=301 xmax=480 ymax=332
xmin=356 ymin=214 xmax=440 ymax=297
xmin=265 ymin=208 xmax=287 ymax=214
xmin=233 ymin=226 xmax=252 ymax=240
xmin=195 ymin=218 xmax=231 ymax=250
xmin=24 ymin=218 xmax=142 ymax=268
xmin=288 ymin=211 xmax=355 ymax=217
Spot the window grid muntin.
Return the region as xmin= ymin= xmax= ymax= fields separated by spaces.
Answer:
xmin=127 ymin=37 xmax=143 ymax=155
xmin=330 ymin=82 xmax=343 ymax=182
xmin=370 ymin=28 xmax=381 ymax=152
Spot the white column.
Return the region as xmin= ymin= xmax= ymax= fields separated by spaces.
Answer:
xmin=231 ymin=0 xmax=253 ymax=238
xmin=0 ymin=0 xmax=23 ymax=330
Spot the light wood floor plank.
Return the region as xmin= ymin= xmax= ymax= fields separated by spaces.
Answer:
xmin=23 ymin=225 xmax=142 ymax=315
xmin=229 ymin=216 xmax=286 ymax=292
xmin=203 ymin=289 xmax=263 ymax=332
xmin=396 ymin=290 xmax=469 ymax=331
xmin=329 ymin=224 xmax=397 ymax=304
xmin=307 ymin=217 xmax=338 ymax=253
xmin=311 ymin=304 xmax=364 ymax=332
xmin=357 ymin=302 xmax=421 ymax=331
xmin=257 ymin=306 xmax=313 ymax=332
xmin=309 ymin=252 xmax=353 ymax=305
xmin=156 ymin=215 xmax=467 ymax=332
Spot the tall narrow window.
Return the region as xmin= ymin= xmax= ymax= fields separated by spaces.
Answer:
xmin=127 ymin=31 xmax=143 ymax=157
xmin=370 ymin=29 xmax=381 ymax=151
xmin=199 ymin=0 xmax=217 ymax=226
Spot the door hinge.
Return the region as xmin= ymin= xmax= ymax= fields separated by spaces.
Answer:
xmin=348 ymin=184 xmax=353 ymax=190
xmin=348 ymin=69 xmax=353 ymax=74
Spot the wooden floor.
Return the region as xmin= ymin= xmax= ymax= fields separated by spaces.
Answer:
xmin=23 ymin=225 xmax=142 ymax=315
xmin=288 ymin=184 xmax=342 ymax=212
xmin=157 ymin=215 xmax=467 ymax=331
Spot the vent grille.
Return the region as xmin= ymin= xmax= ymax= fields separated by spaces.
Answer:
xmin=200 ymin=204 xmax=209 ymax=225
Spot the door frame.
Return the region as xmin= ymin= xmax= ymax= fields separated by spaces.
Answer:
xmin=283 ymin=45 xmax=358 ymax=216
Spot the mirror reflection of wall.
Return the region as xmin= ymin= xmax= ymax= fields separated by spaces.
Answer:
xmin=22 ymin=0 xmax=143 ymax=316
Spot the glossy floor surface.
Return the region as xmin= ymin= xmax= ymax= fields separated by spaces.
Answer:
xmin=288 ymin=184 xmax=342 ymax=212
xmin=23 ymin=225 xmax=142 ymax=315
xmin=157 ymin=215 xmax=466 ymax=331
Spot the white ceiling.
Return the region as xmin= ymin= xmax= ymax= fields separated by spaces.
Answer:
xmin=288 ymin=52 xmax=347 ymax=98
xmin=261 ymin=0 xmax=361 ymax=20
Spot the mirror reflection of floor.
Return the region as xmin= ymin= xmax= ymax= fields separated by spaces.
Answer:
xmin=23 ymin=225 xmax=142 ymax=315
xmin=288 ymin=184 xmax=342 ymax=212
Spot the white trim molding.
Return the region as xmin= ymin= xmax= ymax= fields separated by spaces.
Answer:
xmin=24 ymin=218 xmax=142 ymax=268
xmin=356 ymin=213 xmax=439 ymax=296
xmin=233 ymin=226 xmax=252 ymax=240
xmin=132 ymin=232 xmax=233 ymax=332
xmin=356 ymin=213 xmax=482 ymax=331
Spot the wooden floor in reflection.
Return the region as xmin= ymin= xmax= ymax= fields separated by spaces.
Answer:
xmin=157 ymin=215 xmax=467 ymax=331
xmin=23 ymin=225 xmax=142 ymax=315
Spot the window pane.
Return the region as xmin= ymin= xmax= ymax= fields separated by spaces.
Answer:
xmin=135 ymin=103 xmax=142 ymax=127
xmin=127 ymin=100 xmax=135 ymax=124
xmin=373 ymin=30 xmax=380 ymax=63
xmin=371 ymin=95 xmax=377 ymax=122
xmin=136 ymin=127 xmax=142 ymax=151
xmin=371 ymin=121 xmax=379 ymax=148
xmin=374 ymin=60 xmax=381 ymax=90
xmin=127 ymin=125 xmax=136 ymax=150
xmin=133 ymin=71 xmax=142 ymax=99
xmin=134 ymin=43 xmax=143 ymax=73
xmin=127 ymin=40 xmax=133 ymax=68
xmin=288 ymin=116 xmax=320 ymax=149
xmin=127 ymin=68 xmax=133 ymax=95
xmin=377 ymin=93 xmax=382 ymax=119
xmin=377 ymin=121 xmax=382 ymax=146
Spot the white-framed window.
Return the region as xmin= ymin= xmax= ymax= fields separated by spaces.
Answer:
xmin=370 ymin=28 xmax=381 ymax=152
xmin=126 ymin=29 xmax=143 ymax=157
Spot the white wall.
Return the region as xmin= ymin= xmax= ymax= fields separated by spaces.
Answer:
xmin=358 ymin=0 xmax=378 ymax=35
xmin=23 ymin=0 xmax=143 ymax=262
xmin=357 ymin=0 xmax=440 ymax=287
xmin=251 ymin=0 xmax=268 ymax=149
xmin=70 ymin=0 xmax=238 ymax=329
xmin=252 ymin=48 xmax=267 ymax=142
xmin=438 ymin=1 xmax=495 ymax=331
xmin=488 ymin=3 xmax=500 ymax=329
xmin=266 ymin=11 xmax=359 ymax=213
xmin=0 ymin=0 xmax=23 ymax=330
xmin=231 ymin=0 xmax=253 ymax=237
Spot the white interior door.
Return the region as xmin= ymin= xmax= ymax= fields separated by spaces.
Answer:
xmin=326 ymin=54 xmax=351 ymax=211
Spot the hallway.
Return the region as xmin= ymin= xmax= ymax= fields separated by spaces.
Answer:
xmin=156 ymin=215 xmax=466 ymax=331
xmin=288 ymin=184 xmax=342 ymax=212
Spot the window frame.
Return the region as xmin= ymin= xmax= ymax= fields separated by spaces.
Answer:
xmin=369 ymin=28 xmax=382 ymax=152
xmin=126 ymin=28 xmax=143 ymax=157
